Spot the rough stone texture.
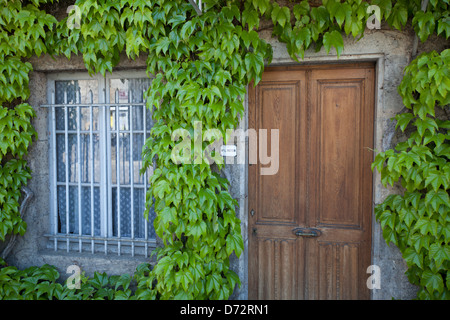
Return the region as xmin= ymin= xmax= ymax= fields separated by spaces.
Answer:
xmin=5 ymin=24 xmax=449 ymax=300
xmin=26 ymin=52 xmax=149 ymax=73
xmin=226 ymin=93 xmax=249 ymax=300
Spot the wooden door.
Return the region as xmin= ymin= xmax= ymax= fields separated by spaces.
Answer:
xmin=248 ymin=63 xmax=375 ymax=300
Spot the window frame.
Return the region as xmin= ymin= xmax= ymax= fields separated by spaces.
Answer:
xmin=46 ymin=70 xmax=155 ymax=257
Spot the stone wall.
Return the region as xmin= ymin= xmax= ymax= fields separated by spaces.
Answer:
xmin=5 ymin=23 xmax=448 ymax=300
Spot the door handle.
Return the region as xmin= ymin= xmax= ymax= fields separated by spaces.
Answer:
xmin=293 ymin=227 xmax=321 ymax=237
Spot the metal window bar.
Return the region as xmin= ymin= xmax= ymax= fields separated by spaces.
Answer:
xmin=45 ymin=81 xmax=154 ymax=257
xmin=42 ymin=102 xmax=152 ymax=108
xmin=64 ymin=90 xmax=70 ymax=253
xmin=51 ymin=91 xmax=58 ymax=252
xmin=45 ymin=234 xmax=156 ymax=253
xmin=77 ymin=89 xmax=82 ymax=253
xmin=89 ymin=90 xmax=95 ymax=254
xmin=129 ymin=89 xmax=135 ymax=257
xmin=114 ymin=89 xmax=121 ymax=256
xmin=143 ymin=88 xmax=148 ymax=258
xmin=103 ymin=88 xmax=109 ymax=255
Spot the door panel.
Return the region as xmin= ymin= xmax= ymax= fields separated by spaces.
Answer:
xmin=248 ymin=64 xmax=375 ymax=300
xmin=258 ymin=82 xmax=297 ymax=223
xmin=319 ymin=82 xmax=361 ymax=227
xmin=257 ymin=239 xmax=298 ymax=300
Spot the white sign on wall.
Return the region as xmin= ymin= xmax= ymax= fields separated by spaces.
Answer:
xmin=220 ymin=145 xmax=237 ymax=157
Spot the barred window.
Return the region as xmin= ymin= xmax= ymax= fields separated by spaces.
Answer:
xmin=45 ymin=71 xmax=155 ymax=257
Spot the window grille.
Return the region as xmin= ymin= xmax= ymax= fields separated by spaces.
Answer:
xmin=42 ymin=72 xmax=156 ymax=257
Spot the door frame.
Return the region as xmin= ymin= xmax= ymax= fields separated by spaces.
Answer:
xmin=237 ymin=54 xmax=384 ymax=300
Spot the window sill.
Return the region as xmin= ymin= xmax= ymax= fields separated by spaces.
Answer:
xmin=44 ymin=234 xmax=157 ymax=258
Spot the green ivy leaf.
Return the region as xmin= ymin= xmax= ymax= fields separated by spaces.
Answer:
xmin=91 ymin=272 xmax=110 ymax=290
xmin=425 ymin=190 xmax=450 ymax=212
xmin=252 ymin=0 xmax=270 ymax=15
xmin=322 ymin=30 xmax=344 ymax=58
xmin=395 ymin=113 xmax=415 ymax=132
xmin=379 ymin=210 xmax=396 ymax=229
xmin=382 ymin=225 xmax=397 ymax=246
xmin=242 ymin=8 xmax=260 ymax=31
xmin=430 ymin=243 xmax=450 ymax=268
xmin=425 ymin=169 xmax=448 ymax=192
xmin=410 ymin=233 xmax=431 ymax=253
xmin=437 ymin=17 xmax=450 ymax=38
xmin=175 ymin=269 xmax=193 ymax=292
xmin=388 ymin=3 xmax=408 ymax=30
xmin=334 ymin=3 xmax=350 ymax=28
xmin=414 ymin=117 xmax=439 ymax=138
xmin=206 ymin=272 xmax=222 ymax=294
xmin=271 ymin=3 xmax=290 ymax=28
xmin=421 ymin=270 xmax=444 ymax=294
xmin=404 ymin=247 xmax=424 ymax=269
xmin=153 ymin=179 xmax=171 ymax=199
xmin=413 ymin=11 xmax=436 ymax=43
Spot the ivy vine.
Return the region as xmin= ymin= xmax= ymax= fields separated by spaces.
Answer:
xmin=0 ymin=259 xmax=153 ymax=300
xmin=0 ymin=0 xmax=448 ymax=300
xmin=0 ymin=0 xmax=49 ymax=241
xmin=372 ymin=49 xmax=450 ymax=299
